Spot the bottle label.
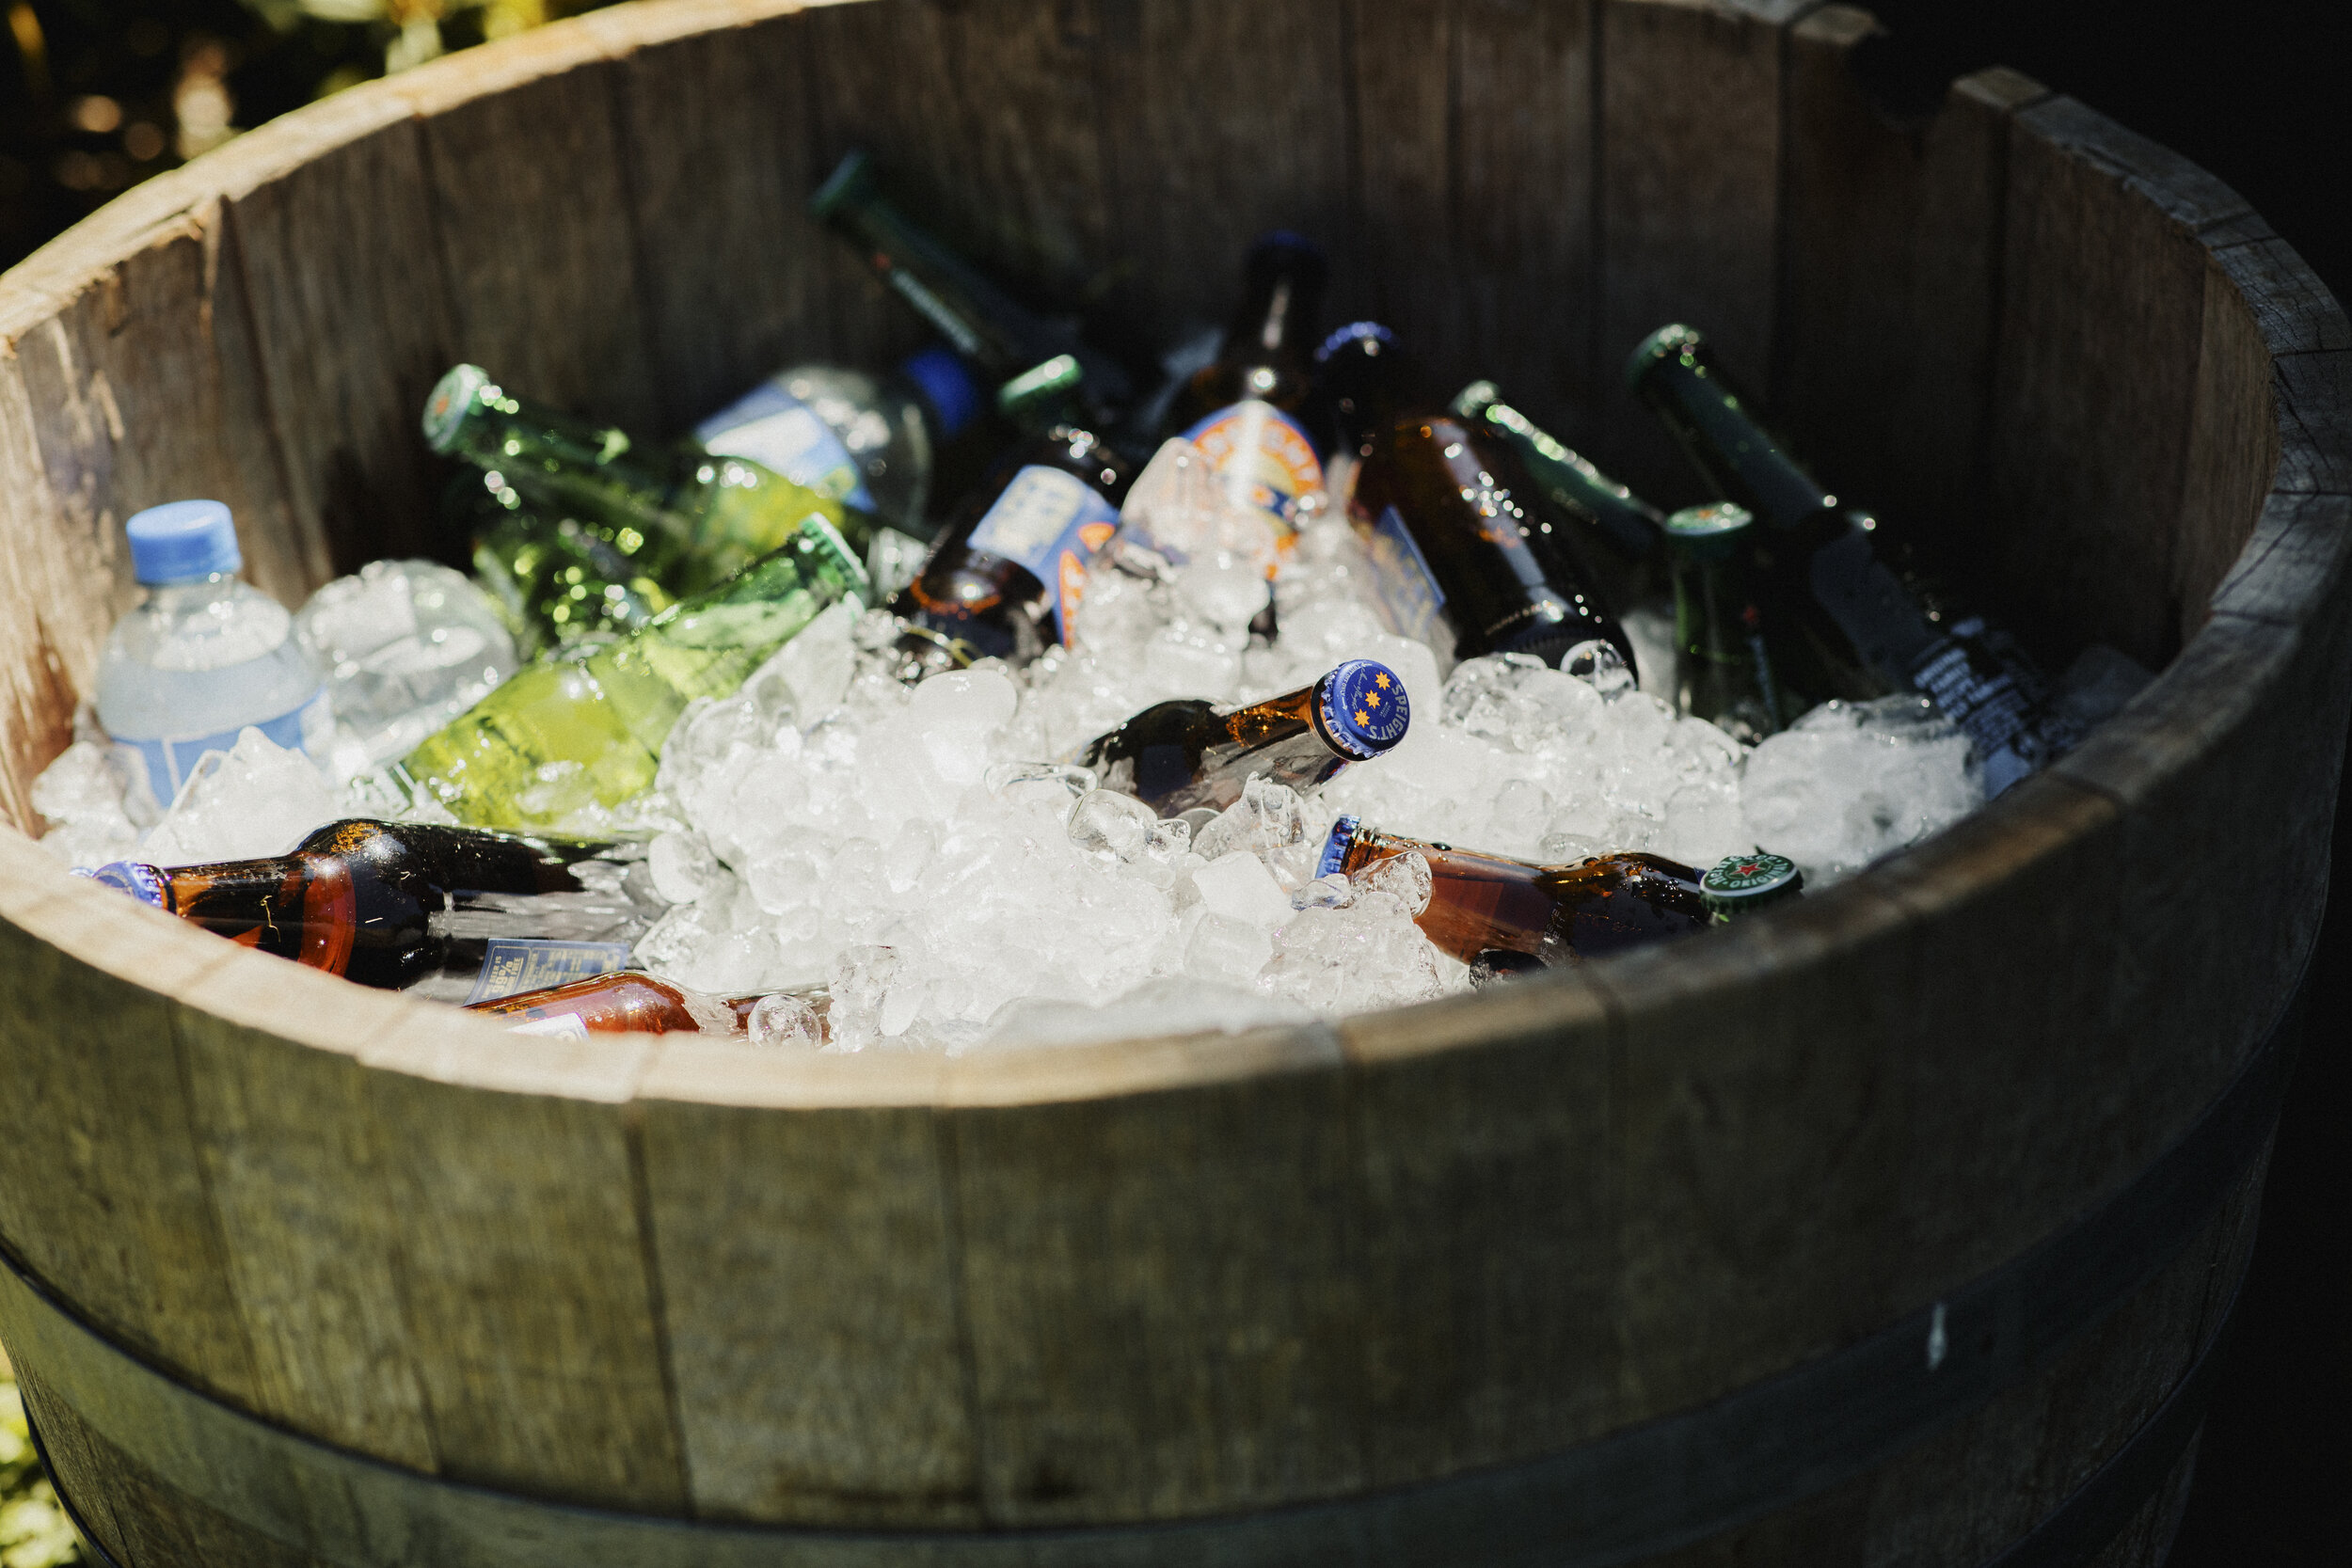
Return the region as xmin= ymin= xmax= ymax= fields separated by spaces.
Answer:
xmin=1365 ymin=506 xmax=1448 ymax=649
xmin=505 ymin=1011 xmax=593 ymax=1041
xmin=695 ymin=385 xmax=878 ymax=512
xmin=465 ymin=938 xmax=634 ymax=1005
xmin=1181 ymin=401 xmax=1322 ymax=534
xmin=967 ymin=465 xmax=1120 ymax=644
xmin=109 ymin=686 xmax=333 ymax=811
xmin=1905 ymin=618 xmax=2069 ymax=797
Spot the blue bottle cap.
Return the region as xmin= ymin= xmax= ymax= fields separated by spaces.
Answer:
xmin=1315 ymin=321 xmax=1397 ymax=365
xmin=1317 ymin=659 xmax=1410 ymax=760
xmin=898 ymin=345 xmax=982 ymax=439
xmin=1315 ymin=816 xmax=1361 ymax=880
xmin=125 ymin=499 xmax=240 ymax=583
xmin=87 ymin=861 xmax=169 ymax=910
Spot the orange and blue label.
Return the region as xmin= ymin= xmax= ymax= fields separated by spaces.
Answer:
xmin=968 ymin=465 xmax=1120 ymax=644
xmin=1183 ymin=400 xmax=1324 ymax=538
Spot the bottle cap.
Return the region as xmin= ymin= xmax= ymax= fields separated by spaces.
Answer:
xmin=898 ymin=346 xmax=981 ymax=439
xmin=996 ymin=354 xmax=1083 ymax=421
xmin=1624 ymin=323 xmax=1705 ymax=389
xmin=1450 ymin=379 xmax=1502 ymax=420
xmin=808 ymin=149 xmax=876 ymax=219
xmin=1316 ymin=660 xmax=1410 ymax=760
xmin=1661 ymin=501 xmax=1756 ymax=560
xmin=1246 ymin=230 xmax=1329 ymax=293
xmin=1313 ymin=320 xmax=1396 ymax=366
xmin=86 ymin=860 xmax=169 ymax=911
xmin=1315 ymin=815 xmax=1362 ymax=879
xmin=422 ymin=363 xmax=494 ymax=453
xmin=1700 ymin=849 xmax=1803 ymax=917
xmin=125 ymin=499 xmax=241 ymax=582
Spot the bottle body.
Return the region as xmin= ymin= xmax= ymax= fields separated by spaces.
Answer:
xmin=1163 ymin=233 xmax=1330 ymax=533
xmin=468 ymin=970 xmax=763 ymax=1037
xmin=423 ymin=364 xmax=873 ymax=600
xmin=891 ymin=424 xmax=1130 ymax=664
xmin=86 ymin=819 xmax=652 ymax=1000
xmin=458 ymin=469 xmax=675 ymax=653
xmin=1662 ymin=503 xmax=1788 ymax=743
xmin=1073 ymin=660 xmax=1409 ymax=816
xmin=1318 ymin=816 xmax=1708 ymax=966
xmin=1453 ymin=380 xmax=1664 ymax=609
xmin=1627 ymin=325 xmax=2075 ymax=792
xmin=401 ymin=515 xmax=870 ymax=831
xmin=97 ymin=499 xmax=334 ymax=816
xmin=1320 ymin=325 xmax=1633 ymax=672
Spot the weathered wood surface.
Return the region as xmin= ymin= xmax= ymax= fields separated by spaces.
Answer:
xmin=0 ymin=0 xmax=2342 ymax=1560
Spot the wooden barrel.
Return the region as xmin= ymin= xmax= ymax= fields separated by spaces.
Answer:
xmin=0 ymin=2 xmax=2343 ymax=1563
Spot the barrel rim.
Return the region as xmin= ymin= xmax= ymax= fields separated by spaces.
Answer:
xmin=0 ymin=0 xmax=2339 ymax=1117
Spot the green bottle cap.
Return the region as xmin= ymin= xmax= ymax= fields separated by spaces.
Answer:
xmin=808 ymin=149 xmax=876 ymax=220
xmin=1701 ymin=849 xmax=1803 ymax=918
xmin=1450 ymin=379 xmax=1502 ymax=420
xmin=1661 ymin=501 xmax=1754 ymax=560
xmin=996 ymin=353 xmax=1084 ymax=420
xmin=422 ymin=364 xmax=494 ymax=453
xmin=1624 ymin=323 xmax=1705 ymax=389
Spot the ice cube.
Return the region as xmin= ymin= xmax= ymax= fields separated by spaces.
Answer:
xmin=768 ymin=598 xmax=859 ymax=722
xmin=1363 ymin=850 xmax=1433 ymax=916
xmin=1189 ymin=849 xmax=1295 ymax=927
xmin=31 ymin=740 xmax=141 ymax=869
xmin=1068 ymin=788 xmax=1158 ymax=862
xmin=1740 ymin=695 xmax=1982 ymax=882
xmin=1562 ymin=639 xmax=1634 ymax=698
xmin=648 ymin=831 xmax=722 ymax=904
xmin=139 ymin=727 xmax=341 ymax=865
xmin=1184 ymin=911 xmax=1275 ymax=979
xmin=295 ymin=560 xmax=516 ymax=768
xmin=747 ymin=991 xmax=825 ymax=1050
xmin=984 ymin=761 xmax=1097 ymax=820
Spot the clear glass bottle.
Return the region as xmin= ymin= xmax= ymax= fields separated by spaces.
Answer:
xmin=95 ymin=499 xmax=332 ymax=815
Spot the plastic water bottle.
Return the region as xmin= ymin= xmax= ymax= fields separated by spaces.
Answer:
xmin=95 ymin=500 xmax=332 ymax=815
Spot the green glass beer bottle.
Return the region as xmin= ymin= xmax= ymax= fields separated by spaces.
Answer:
xmin=1451 ymin=379 xmax=1665 ymax=608
xmin=1698 ymin=850 xmax=1804 ymax=921
xmin=810 ymin=150 xmax=1135 ymax=427
xmin=397 ymin=517 xmax=869 ymax=831
xmin=1318 ymin=324 xmax=1634 ymax=672
xmin=423 ymin=364 xmax=873 ymax=599
xmin=1626 ymin=324 xmax=2076 ymax=794
xmin=1316 ymin=816 xmax=1708 ymax=966
xmin=450 ymin=469 xmax=673 ymax=654
xmin=1662 ymin=502 xmax=1789 ymax=743
xmin=83 ymin=819 xmax=650 ymax=1001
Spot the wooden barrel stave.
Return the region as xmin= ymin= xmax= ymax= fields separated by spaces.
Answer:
xmin=0 ymin=0 xmax=2338 ymax=1559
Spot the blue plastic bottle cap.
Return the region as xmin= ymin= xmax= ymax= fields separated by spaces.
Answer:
xmin=899 ymin=346 xmax=982 ymax=440
xmin=1316 ymin=816 xmax=1361 ymax=880
xmin=1318 ymin=660 xmax=1411 ymax=759
xmin=124 ymin=499 xmax=241 ymax=583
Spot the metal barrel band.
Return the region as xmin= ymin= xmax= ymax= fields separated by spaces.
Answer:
xmin=0 ymin=982 xmax=2300 ymax=1568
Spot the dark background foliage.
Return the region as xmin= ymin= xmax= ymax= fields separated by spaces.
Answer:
xmin=1 ymin=0 xmax=2347 ymax=1561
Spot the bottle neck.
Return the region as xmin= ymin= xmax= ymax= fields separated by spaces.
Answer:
xmin=141 ymin=573 xmax=244 ymax=610
xmin=820 ymin=183 xmax=1055 ymax=378
xmin=1630 ymin=341 xmax=1836 ymax=531
xmin=1470 ymin=399 xmax=1664 ymax=561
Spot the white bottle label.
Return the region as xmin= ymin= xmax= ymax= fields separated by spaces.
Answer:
xmin=465 ymin=937 xmax=635 ymax=1005
xmin=967 ymin=466 xmax=1120 ymax=644
xmin=697 ymin=384 xmax=877 ymax=512
xmin=110 ymin=686 xmax=333 ymax=809
xmin=506 ymin=1012 xmax=593 ymax=1041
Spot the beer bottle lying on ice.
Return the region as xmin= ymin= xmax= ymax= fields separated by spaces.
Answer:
xmin=397 ymin=520 xmax=870 ymax=832
xmin=1314 ymin=816 xmax=1708 ymax=967
xmin=1315 ymin=323 xmax=1635 ymax=673
xmin=889 ymin=356 xmax=1131 ymax=670
xmin=84 ymin=820 xmax=654 ymax=1002
xmin=468 ymin=969 xmax=827 ymax=1046
xmin=1073 ymin=659 xmax=1410 ymax=817
xmin=1626 ymin=324 xmax=2077 ymax=793
xmin=424 ymin=363 xmax=875 ymax=598
xmin=1162 ymin=230 xmax=1330 ymax=534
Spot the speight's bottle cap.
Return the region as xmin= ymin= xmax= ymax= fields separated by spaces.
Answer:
xmin=1316 ymin=815 xmax=1364 ymax=879
xmin=1662 ymin=502 xmax=1756 ymax=560
xmin=1316 ymin=660 xmax=1410 ymax=760
xmin=1701 ymin=849 xmax=1803 ymax=919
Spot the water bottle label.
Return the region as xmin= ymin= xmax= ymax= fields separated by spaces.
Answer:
xmin=696 ymin=385 xmax=878 ymax=512
xmin=1366 ymin=505 xmax=1448 ymax=648
xmin=1181 ymin=401 xmax=1322 ymax=533
xmin=504 ymin=1011 xmax=593 ymax=1041
xmin=110 ymin=686 xmax=333 ymax=810
xmin=466 ymin=938 xmax=634 ymax=1005
xmin=968 ymin=465 xmax=1120 ymax=644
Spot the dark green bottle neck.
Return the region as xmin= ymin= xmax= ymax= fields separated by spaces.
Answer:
xmin=1629 ymin=338 xmax=1837 ymax=531
xmin=1467 ymin=395 xmax=1664 ymax=561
